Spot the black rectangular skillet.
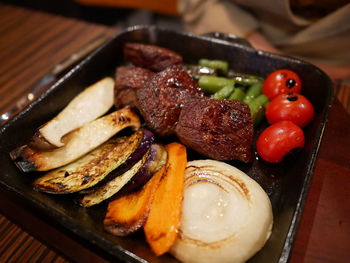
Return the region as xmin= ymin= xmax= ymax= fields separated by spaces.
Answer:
xmin=0 ymin=25 xmax=333 ymax=263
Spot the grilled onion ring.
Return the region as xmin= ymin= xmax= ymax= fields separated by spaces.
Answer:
xmin=170 ymin=160 xmax=273 ymax=263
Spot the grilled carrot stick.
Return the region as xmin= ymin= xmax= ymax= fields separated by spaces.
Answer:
xmin=144 ymin=142 xmax=187 ymax=255
xmin=104 ymin=165 xmax=166 ymax=236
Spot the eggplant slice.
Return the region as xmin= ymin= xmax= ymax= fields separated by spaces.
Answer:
xmin=118 ymin=144 xmax=168 ymax=195
xmin=80 ymin=144 xmax=167 ymax=207
xmin=33 ymin=131 xmax=143 ymax=194
xmin=29 ymin=77 xmax=115 ymax=150
xmin=10 ymin=108 xmax=141 ymax=172
xmin=80 ymin=149 xmax=149 ymax=207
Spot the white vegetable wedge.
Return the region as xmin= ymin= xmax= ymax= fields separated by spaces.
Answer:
xmin=30 ymin=77 xmax=115 ymax=149
xmin=10 ymin=108 xmax=141 ymax=172
xmin=170 ymin=160 xmax=273 ymax=263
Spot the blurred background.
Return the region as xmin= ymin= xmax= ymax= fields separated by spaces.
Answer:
xmin=3 ymin=0 xmax=349 ymax=112
xmin=3 ymin=0 xmax=184 ymax=30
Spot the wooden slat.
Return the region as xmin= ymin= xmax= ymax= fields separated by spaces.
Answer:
xmin=335 ymin=83 xmax=350 ymax=113
xmin=0 ymin=3 xmax=116 ymax=113
xmin=0 ymin=3 xmax=117 ymax=263
xmin=0 ymin=216 xmax=68 ymax=263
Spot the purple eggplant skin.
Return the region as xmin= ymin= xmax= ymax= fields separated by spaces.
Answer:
xmin=124 ymin=129 xmax=155 ymax=166
xmin=118 ymin=143 xmax=167 ymax=195
xmin=79 ymin=129 xmax=154 ymax=194
xmin=105 ymin=128 xmax=154 ymax=175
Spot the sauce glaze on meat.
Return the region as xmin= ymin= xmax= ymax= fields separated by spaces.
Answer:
xmin=124 ymin=43 xmax=183 ymax=72
xmin=136 ymin=65 xmax=203 ymax=137
xmin=175 ymin=98 xmax=253 ymax=162
xmin=114 ymin=66 xmax=153 ymax=108
xmin=117 ymin=43 xmax=254 ymax=162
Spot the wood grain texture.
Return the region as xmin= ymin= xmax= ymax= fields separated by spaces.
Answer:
xmin=289 ymin=99 xmax=350 ymax=263
xmin=0 ymin=216 xmax=67 ymax=263
xmin=0 ymin=3 xmax=349 ymax=263
xmin=0 ymin=3 xmax=116 ymax=263
xmin=0 ymin=3 xmax=116 ymax=114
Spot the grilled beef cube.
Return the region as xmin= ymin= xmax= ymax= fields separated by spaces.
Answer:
xmin=136 ymin=65 xmax=203 ymax=137
xmin=175 ymin=98 xmax=253 ymax=162
xmin=124 ymin=43 xmax=183 ymax=72
xmin=114 ymin=66 xmax=154 ymax=108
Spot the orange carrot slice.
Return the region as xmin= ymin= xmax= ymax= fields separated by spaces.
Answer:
xmin=104 ymin=165 xmax=166 ymax=236
xmin=144 ymin=142 xmax=187 ymax=255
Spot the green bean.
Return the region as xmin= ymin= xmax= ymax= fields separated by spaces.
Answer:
xmin=248 ymin=94 xmax=269 ymax=125
xmin=230 ymin=73 xmax=264 ymax=86
xmin=213 ymin=85 xmax=235 ymax=100
xmin=228 ymin=88 xmax=245 ymax=101
xmin=243 ymin=82 xmax=263 ymax=104
xmin=198 ymin=76 xmax=235 ymax=94
xmin=185 ymin=65 xmax=217 ymax=80
xmin=199 ymin=59 xmax=229 ymax=75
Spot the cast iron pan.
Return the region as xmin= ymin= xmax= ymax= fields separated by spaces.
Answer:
xmin=0 ymin=25 xmax=333 ymax=263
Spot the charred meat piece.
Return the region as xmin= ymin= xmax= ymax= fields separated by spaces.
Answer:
xmin=175 ymin=98 xmax=253 ymax=162
xmin=114 ymin=66 xmax=154 ymax=108
xmin=136 ymin=65 xmax=203 ymax=137
xmin=124 ymin=43 xmax=183 ymax=72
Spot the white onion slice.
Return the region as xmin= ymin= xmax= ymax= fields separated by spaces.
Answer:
xmin=170 ymin=160 xmax=273 ymax=263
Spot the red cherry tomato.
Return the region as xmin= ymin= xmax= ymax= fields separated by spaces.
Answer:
xmin=263 ymin=69 xmax=301 ymax=100
xmin=265 ymin=93 xmax=314 ymax=127
xmin=256 ymin=121 xmax=305 ymax=163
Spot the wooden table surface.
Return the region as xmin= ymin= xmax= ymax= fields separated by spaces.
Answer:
xmin=0 ymin=3 xmax=349 ymax=263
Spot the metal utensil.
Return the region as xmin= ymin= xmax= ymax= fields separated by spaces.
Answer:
xmin=0 ymin=34 xmax=110 ymax=125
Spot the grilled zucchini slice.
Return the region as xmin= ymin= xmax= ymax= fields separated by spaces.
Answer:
xmin=33 ymin=131 xmax=143 ymax=194
xmin=80 ymin=150 xmax=149 ymax=207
